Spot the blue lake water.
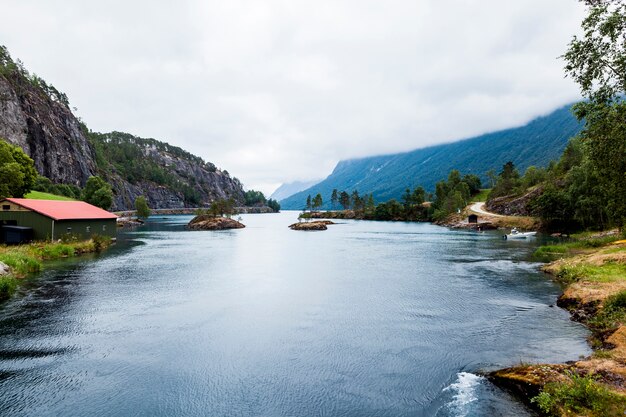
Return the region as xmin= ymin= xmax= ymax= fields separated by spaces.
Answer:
xmin=0 ymin=212 xmax=589 ymax=416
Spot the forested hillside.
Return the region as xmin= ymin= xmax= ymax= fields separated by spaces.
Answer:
xmin=0 ymin=45 xmax=244 ymax=210
xmin=281 ymin=105 xmax=583 ymax=209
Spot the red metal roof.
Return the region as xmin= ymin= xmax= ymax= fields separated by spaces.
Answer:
xmin=3 ymin=198 xmax=118 ymax=221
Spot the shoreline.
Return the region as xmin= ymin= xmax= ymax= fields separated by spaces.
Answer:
xmin=0 ymin=237 xmax=113 ymax=301
xmin=487 ymin=235 xmax=626 ymax=416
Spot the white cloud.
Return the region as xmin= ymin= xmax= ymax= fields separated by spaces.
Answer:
xmin=0 ymin=0 xmax=585 ymax=195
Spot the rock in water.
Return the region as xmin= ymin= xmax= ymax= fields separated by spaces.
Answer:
xmin=289 ymin=221 xmax=334 ymax=231
xmin=187 ymin=215 xmax=245 ymax=230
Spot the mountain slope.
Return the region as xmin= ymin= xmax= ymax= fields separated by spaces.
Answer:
xmin=270 ymin=179 xmax=321 ymax=201
xmin=281 ymin=104 xmax=583 ymax=209
xmin=0 ymin=45 xmax=243 ymax=210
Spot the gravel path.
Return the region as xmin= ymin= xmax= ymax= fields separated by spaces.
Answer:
xmin=469 ymin=202 xmax=506 ymax=217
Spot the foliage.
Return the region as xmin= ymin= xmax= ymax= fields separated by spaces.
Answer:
xmin=562 ymin=1 xmax=626 ymax=103
xmin=0 ymin=45 xmax=70 ymax=107
xmin=312 ymin=193 xmax=323 ymax=211
xmin=0 ymin=140 xmax=38 ymax=198
xmin=489 ymin=161 xmax=521 ymax=199
xmin=205 ymin=198 xmax=236 ymax=218
xmin=0 ymin=252 xmax=41 ymax=276
xmin=266 ymin=198 xmax=280 ymax=212
xmin=532 ymin=371 xmax=626 ymax=417
xmin=244 ymin=190 xmax=266 ymax=206
xmin=0 ymin=276 xmax=17 ymax=301
xmin=532 ymin=235 xmax=621 ymax=262
xmin=432 ymin=170 xmax=481 ymax=221
xmin=86 ymin=131 xmax=228 ymax=206
xmin=588 ymin=290 xmax=626 ymax=332
xmin=562 ymin=0 xmax=626 ymax=230
xmin=82 ymin=176 xmax=113 ymax=210
xmin=91 ymin=235 xmax=111 ymax=252
xmin=31 ymin=176 xmax=81 ymax=199
xmin=135 ymin=196 xmax=151 ymax=218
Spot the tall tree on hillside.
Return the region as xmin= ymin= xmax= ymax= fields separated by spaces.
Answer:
xmin=0 ymin=140 xmax=37 ymax=198
xmin=312 ymin=193 xmax=323 ymax=211
xmin=83 ymin=176 xmax=113 ymax=210
xmin=563 ymin=0 xmax=626 ymax=228
xmin=339 ymin=191 xmax=351 ymax=210
xmin=331 ymin=189 xmax=338 ymax=210
xmin=135 ymin=196 xmax=151 ymax=218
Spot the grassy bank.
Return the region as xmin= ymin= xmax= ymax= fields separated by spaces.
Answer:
xmin=0 ymin=236 xmax=111 ymax=301
xmin=24 ymin=190 xmax=75 ymax=201
xmin=490 ymin=232 xmax=626 ymax=417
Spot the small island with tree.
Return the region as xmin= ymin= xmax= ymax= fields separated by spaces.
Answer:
xmin=187 ymin=198 xmax=245 ymax=230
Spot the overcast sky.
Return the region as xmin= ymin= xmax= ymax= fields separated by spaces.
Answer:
xmin=1 ymin=0 xmax=585 ymax=194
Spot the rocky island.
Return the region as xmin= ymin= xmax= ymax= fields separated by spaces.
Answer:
xmin=289 ymin=220 xmax=335 ymax=231
xmin=187 ymin=215 xmax=245 ymax=230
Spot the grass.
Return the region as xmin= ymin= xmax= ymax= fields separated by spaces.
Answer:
xmin=24 ymin=191 xmax=75 ymax=201
xmin=587 ymin=291 xmax=626 ymax=332
xmin=471 ymin=188 xmax=491 ymax=202
xmin=533 ymin=236 xmax=622 ymax=262
xmin=554 ymin=263 xmax=626 ymax=285
xmin=532 ymin=371 xmax=626 ymax=417
xmin=0 ymin=236 xmax=111 ymax=301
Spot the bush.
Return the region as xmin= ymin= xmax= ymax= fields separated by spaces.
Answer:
xmin=135 ymin=196 xmax=151 ymax=218
xmin=91 ymin=234 xmax=111 ymax=252
xmin=0 ymin=276 xmax=17 ymax=301
xmin=0 ymin=253 xmax=41 ymax=275
xmin=34 ymin=244 xmax=75 ymax=260
xmin=588 ymin=291 xmax=626 ymax=332
xmin=532 ymin=372 xmax=626 ymax=416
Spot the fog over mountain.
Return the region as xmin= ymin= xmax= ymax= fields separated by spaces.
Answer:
xmin=1 ymin=1 xmax=584 ymax=194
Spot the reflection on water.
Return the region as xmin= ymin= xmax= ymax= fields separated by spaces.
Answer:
xmin=0 ymin=212 xmax=587 ymax=416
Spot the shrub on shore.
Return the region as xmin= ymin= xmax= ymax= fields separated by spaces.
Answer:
xmin=532 ymin=371 xmax=626 ymax=417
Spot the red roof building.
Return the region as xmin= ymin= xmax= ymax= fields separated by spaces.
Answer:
xmin=0 ymin=198 xmax=117 ymax=242
xmin=3 ymin=198 xmax=118 ymax=220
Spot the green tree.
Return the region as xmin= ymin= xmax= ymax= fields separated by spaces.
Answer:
xmin=312 ymin=193 xmax=323 ymax=211
xmin=563 ymin=0 xmax=626 ymax=228
xmin=0 ymin=140 xmax=37 ymax=198
xmin=135 ymin=196 xmax=151 ymax=218
xmin=244 ymin=190 xmax=266 ymax=206
xmin=208 ymin=197 xmax=236 ymax=217
xmin=490 ymin=161 xmax=521 ymax=198
xmin=83 ymin=176 xmax=113 ymax=210
xmin=305 ymin=194 xmax=312 ymax=212
xmin=331 ymin=189 xmax=338 ymax=210
xmin=339 ymin=191 xmax=351 ymax=210
xmin=267 ymin=198 xmax=281 ymax=212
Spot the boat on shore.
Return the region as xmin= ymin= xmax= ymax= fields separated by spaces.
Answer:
xmin=504 ymin=228 xmax=537 ymax=240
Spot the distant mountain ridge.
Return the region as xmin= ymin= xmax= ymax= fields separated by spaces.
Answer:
xmin=270 ymin=179 xmax=321 ymax=201
xmin=281 ymin=104 xmax=583 ymax=209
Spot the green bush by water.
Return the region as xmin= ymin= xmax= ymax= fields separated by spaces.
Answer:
xmin=532 ymin=372 xmax=626 ymax=416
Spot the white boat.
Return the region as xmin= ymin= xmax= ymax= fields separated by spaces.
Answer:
xmin=504 ymin=228 xmax=537 ymax=239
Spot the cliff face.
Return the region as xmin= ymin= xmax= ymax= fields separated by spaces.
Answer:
xmin=105 ymin=138 xmax=245 ymax=210
xmin=0 ymin=72 xmax=96 ymax=186
xmin=0 ymin=47 xmax=244 ymax=210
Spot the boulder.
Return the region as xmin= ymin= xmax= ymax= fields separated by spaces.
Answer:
xmin=187 ymin=215 xmax=245 ymax=230
xmin=0 ymin=262 xmax=10 ymax=276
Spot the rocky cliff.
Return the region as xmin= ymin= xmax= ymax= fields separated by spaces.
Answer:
xmin=0 ymin=57 xmax=96 ymax=186
xmin=0 ymin=46 xmax=244 ymax=210
xmin=92 ymin=131 xmax=244 ymax=210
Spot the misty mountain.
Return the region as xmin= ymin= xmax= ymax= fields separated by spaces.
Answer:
xmin=280 ymin=104 xmax=583 ymax=209
xmin=270 ymin=179 xmax=322 ymax=201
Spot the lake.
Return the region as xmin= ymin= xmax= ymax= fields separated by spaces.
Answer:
xmin=0 ymin=212 xmax=589 ymax=416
